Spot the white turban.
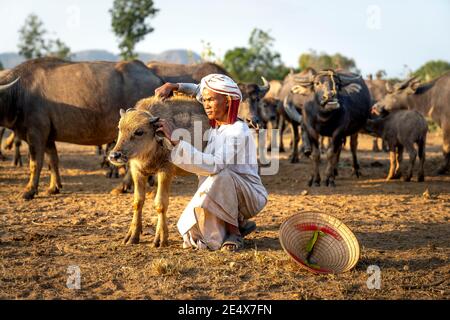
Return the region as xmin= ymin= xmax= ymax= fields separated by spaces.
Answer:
xmin=199 ymin=74 xmax=242 ymax=102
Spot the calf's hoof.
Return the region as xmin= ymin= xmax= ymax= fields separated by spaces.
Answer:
xmin=123 ymin=232 xmax=140 ymax=245
xmin=153 ymin=237 xmax=168 ymax=248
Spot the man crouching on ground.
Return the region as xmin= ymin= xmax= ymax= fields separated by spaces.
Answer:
xmin=154 ymin=74 xmax=268 ymax=251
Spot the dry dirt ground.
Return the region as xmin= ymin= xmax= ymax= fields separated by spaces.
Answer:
xmin=0 ymin=131 xmax=448 ymax=300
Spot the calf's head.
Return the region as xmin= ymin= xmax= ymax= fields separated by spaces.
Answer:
xmin=372 ymin=77 xmax=421 ymax=115
xmin=108 ymin=108 xmax=163 ymax=166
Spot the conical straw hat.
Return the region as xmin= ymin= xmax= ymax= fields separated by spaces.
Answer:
xmin=279 ymin=212 xmax=360 ymax=274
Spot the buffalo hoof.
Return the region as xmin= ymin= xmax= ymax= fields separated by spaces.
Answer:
xmin=22 ymin=189 xmax=36 ymax=200
xmin=290 ymin=156 xmax=299 ymax=164
xmin=45 ymin=187 xmax=60 ymax=196
xmin=392 ymin=172 xmax=402 ymax=180
xmin=418 ymin=175 xmax=425 ymax=182
xmin=402 ymin=176 xmax=412 ymax=182
xmin=436 ymin=166 xmax=449 ymax=175
xmin=325 ymin=178 xmax=336 ymax=187
xmin=351 ymin=169 xmax=361 ymax=178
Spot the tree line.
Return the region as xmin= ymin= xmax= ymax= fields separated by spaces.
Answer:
xmin=8 ymin=0 xmax=450 ymax=82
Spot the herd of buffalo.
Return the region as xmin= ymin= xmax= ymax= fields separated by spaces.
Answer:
xmin=1 ymin=57 xmax=449 ymax=246
xmin=1 ymin=58 xmax=449 ymax=195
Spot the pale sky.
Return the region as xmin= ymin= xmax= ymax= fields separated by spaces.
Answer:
xmin=1 ymin=0 xmax=449 ymax=78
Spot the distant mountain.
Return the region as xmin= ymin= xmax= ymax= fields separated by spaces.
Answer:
xmin=0 ymin=49 xmax=202 ymax=69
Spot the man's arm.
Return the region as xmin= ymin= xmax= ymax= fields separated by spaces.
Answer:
xmin=155 ymin=83 xmax=200 ymax=100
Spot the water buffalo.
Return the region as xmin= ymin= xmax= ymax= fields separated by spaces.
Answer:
xmin=0 ymin=57 xmax=164 ymax=199
xmin=285 ymin=69 xmax=372 ymax=187
xmin=279 ymin=69 xmax=317 ymax=163
xmin=365 ymin=110 xmax=427 ymax=182
xmin=109 ymin=96 xmax=209 ymax=247
xmin=372 ymin=72 xmax=450 ymax=174
xmin=365 ymin=76 xmax=390 ymax=152
xmin=146 ymin=61 xmax=230 ymax=83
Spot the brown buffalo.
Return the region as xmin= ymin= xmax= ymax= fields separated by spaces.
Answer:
xmin=0 ymin=57 xmax=163 ymax=199
xmin=146 ymin=61 xmax=230 ymax=83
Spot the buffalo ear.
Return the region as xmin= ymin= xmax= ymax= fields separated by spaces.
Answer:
xmin=120 ymin=108 xmax=126 ymax=118
xmin=385 ymin=82 xmax=394 ymax=94
xmin=291 ymin=84 xmax=312 ymax=96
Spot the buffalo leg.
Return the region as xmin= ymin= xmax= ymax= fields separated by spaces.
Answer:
xmin=13 ymin=137 xmax=22 ymax=167
xmin=123 ymin=167 xmax=146 ymax=245
xmin=111 ymin=167 xmax=133 ymax=195
xmin=153 ymin=171 xmax=172 ymax=248
xmin=0 ymin=128 xmax=5 ymax=161
xmin=44 ymin=141 xmax=62 ymax=195
xmin=437 ymin=127 xmax=450 ymax=175
xmin=278 ymin=116 xmax=286 ymax=153
xmin=289 ymin=122 xmax=300 ymax=163
xmin=386 ymin=148 xmax=397 ymax=181
xmin=403 ymin=143 xmax=417 ymax=182
xmin=301 ymin=123 xmax=312 ymax=157
xmin=350 ymin=133 xmax=361 ymax=178
xmin=325 ymin=139 xmax=342 ymax=187
xmin=392 ymin=145 xmax=403 ymax=179
xmin=372 ymin=138 xmax=381 ymax=152
xmin=23 ymin=135 xmax=45 ymax=200
xmin=417 ymin=138 xmax=426 ymax=182
xmin=308 ymin=137 xmax=321 ymax=187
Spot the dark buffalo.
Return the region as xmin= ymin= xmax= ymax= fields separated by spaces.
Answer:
xmin=238 ymin=77 xmax=270 ymax=129
xmin=0 ymin=57 xmax=163 ymax=199
xmin=146 ymin=61 xmax=230 ymax=83
xmin=279 ymin=68 xmax=317 ymax=163
xmin=372 ymin=72 xmax=450 ymax=174
xmin=285 ymin=69 xmax=372 ymax=187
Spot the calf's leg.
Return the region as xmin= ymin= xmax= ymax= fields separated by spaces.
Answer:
xmin=350 ymin=133 xmax=361 ymax=178
xmin=417 ymin=138 xmax=426 ymax=182
xmin=123 ymin=168 xmax=147 ymax=245
xmin=403 ymin=143 xmax=417 ymax=182
xmin=153 ymin=171 xmax=172 ymax=248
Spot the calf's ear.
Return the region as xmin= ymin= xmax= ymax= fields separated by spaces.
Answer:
xmin=407 ymin=80 xmax=421 ymax=94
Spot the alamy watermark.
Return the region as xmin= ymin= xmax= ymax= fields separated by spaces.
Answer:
xmin=366 ymin=5 xmax=382 ymax=30
xmin=366 ymin=265 xmax=381 ymax=290
xmin=66 ymin=265 xmax=81 ymax=290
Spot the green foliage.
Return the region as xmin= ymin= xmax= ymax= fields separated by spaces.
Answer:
xmin=18 ymin=13 xmax=72 ymax=60
xmin=110 ymin=0 xmax=159 ymax=61
xmin=200 ymin=40 xmax=220 ymax=64
xmin=18 ymin=14 xmax=48 ymax=59
xmin=223 ymin=29 xmax=290 ymax=83
xmin=413 ymin=60 xmax=450 ymax=82
xmin=298 ymin=50 xmax=358 ymax=73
